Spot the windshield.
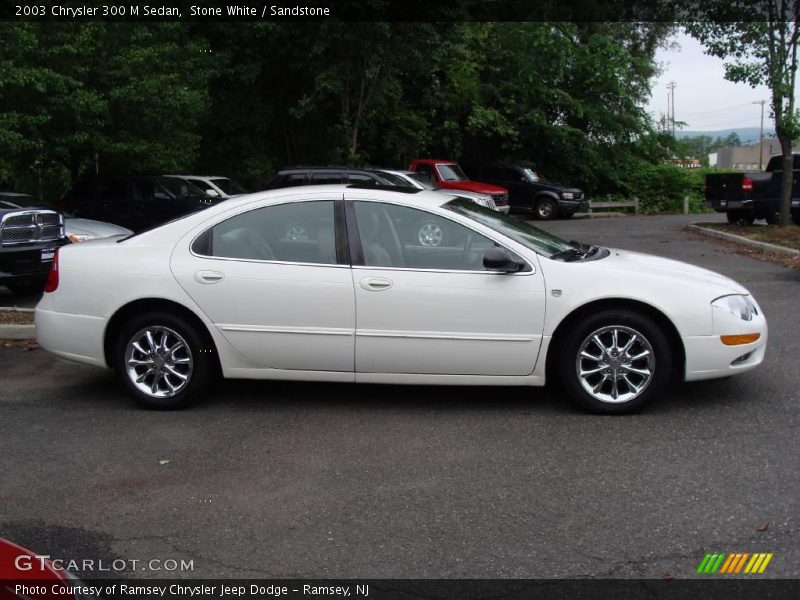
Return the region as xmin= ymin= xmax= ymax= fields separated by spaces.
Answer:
xmin=437 ymin=164 xmax=468 ymax=181
xmin=377 ymin=172 xmax=415 ymax=188
xmin=210 ymin=178 xmax=248 ymax=195
xmin=444 ymin=197 xmax=574 ymax=257
xmin=522 ymin=168 xmax=540 ymax=182
xmin=408 ymin=172 xmax=439 ymax=190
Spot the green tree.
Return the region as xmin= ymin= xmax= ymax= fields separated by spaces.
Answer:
xmin=686 ymin=5 xmax=800 ymax=225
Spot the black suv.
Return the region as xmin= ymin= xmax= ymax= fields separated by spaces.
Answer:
xmin=264 ymin=167 xmax=394 ymax=189
xmin=462 ymin=162 xmax=584 ymax=219
xmin=0 ymin=194 xmax=68 ymax=293
xmin=59 ymin=175 xmax=220 ymax=232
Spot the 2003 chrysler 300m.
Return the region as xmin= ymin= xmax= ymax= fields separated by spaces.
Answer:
xmin=35 ymin=186 xmax=767 ymax=413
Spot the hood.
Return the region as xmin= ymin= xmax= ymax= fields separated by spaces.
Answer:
xmin=65 ymin=218 xmax=133 ymax=238
xmin=594 ymin=248 xmax=748 ymax=296
xmin=442 ymin=180 xmax=508 ymax=195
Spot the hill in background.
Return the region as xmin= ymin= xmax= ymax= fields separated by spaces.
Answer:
xmin=677 ymin=127 xmax=774 ymax=145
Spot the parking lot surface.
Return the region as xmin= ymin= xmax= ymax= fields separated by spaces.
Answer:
xmin=1 ymin=213 xmax=798 ymax=579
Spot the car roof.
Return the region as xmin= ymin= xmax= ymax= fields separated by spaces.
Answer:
xmin=0 ymin=191 xmax=32 ymax=197
xmin=411 ymin=159 xmax=456 ymax=165
xmin=164 ymin=174 xmax=228 ymax=179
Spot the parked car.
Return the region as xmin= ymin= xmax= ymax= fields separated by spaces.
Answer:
xmin=264 ymin=166 xmax=396 ymax=190
xmin=165 ymin=174 xmax=248 ymax=199
xmin=705 ymin=154 xmax=800 ymax=225
xmin=0 ymin=192 xmax=132 ymax=242
xmin=58 ymin=175 xmax=222 ymax=232
xmin=368 ymin=168 xmax=505 ymax=212
xmin=408 ymin=159 xmax=510 ymax=212
xmin=0 ymin=197 xmax=67 ymax=294
xmin=462 ymin=162 xmax=584 ymax=219
xmin=36 ymin=185 xmax=767 ymax=414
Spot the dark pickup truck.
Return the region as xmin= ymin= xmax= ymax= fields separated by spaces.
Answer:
xmin=706 ymin=154 xmax=800 ymax=225
xmin=0 ymin=205 xmax=68 ymax=293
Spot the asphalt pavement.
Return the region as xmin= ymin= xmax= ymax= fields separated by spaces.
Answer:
xmin=1 ymin=213 xmax=798 ymax=580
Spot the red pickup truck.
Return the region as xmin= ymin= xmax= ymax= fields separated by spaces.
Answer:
xmin=409 ymin=159 xmax=510 ymax=213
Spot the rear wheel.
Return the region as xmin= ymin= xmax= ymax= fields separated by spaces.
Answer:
xmin=115 ymin=312 xmax=215 ymax=409
xmin=555 ymin=310 xmax=672 ymax=414
xmin=726 ymin=210 xmax=755 ymax=225
xmin=535 ymin=198 xmax=558 ymax=220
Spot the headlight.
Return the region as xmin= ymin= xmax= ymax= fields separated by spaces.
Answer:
xmin=68 ymin=234 xmax=97 ymax=243
xmin=561 ymin=192 xmax=574 ymax=200
xmin=712 ymin=295 xmax=758 ymax=321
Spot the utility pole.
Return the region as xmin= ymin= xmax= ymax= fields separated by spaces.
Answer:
xmin=753 ymin=99 xmax=766 ymax=170
xmin=667 ymin=81 xmax=677 ymax=137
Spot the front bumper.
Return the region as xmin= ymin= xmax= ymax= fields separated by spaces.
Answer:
xmin=683 ymin=311 xmax=768 ymax=381
xmin=496 ymin=205 xmax=510 ymax=214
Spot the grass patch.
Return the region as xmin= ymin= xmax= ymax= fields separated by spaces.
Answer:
xmin=0 ymin=310 xmax=34 ymax=325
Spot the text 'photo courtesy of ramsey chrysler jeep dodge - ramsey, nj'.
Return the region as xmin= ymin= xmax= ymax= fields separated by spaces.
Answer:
xmin=34 ymin=186 xmax=767 ymax=414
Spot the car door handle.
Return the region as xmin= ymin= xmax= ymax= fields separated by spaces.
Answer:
xmin=359 ymin=277 xmax=393 ymax=291
xmin=195 ymin=270 xmax=224 ymax=284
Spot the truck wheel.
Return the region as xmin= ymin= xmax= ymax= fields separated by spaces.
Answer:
xmin=764 ymin=210 xmax=781 ymax=225
xmin=535 ymin=198 xmax=558 ymax=220
xmin=726 ymin=210 xmax=755 ymax=225
xmin=793 ymin=213 xmax=800 ymax=226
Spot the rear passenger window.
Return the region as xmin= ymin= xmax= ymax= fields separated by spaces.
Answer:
xmin=193 ymin=201 xmax=338 ymax=265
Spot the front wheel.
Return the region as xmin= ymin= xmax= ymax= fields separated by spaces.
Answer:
xmin=115 ymin=312 xmax=215 ymax=409
xmin=535 ymin=198 xmax=558 ymax=220
xmin=555 ymin=310 xmax=672 ymax=414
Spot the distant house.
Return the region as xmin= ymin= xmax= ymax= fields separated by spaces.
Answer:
xmin=668 ymin=157 xmax=702 ymax=169
xmin=710 ymin=139 xmax=783 ymax=170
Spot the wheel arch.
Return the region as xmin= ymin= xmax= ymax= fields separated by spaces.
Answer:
xmin=103 ymin=298 xmax=220 ymax=373
xmin=534 ymin=191 xmax=560 ymax=204
xmin=545 ymin=298 xmax=686 ymax=381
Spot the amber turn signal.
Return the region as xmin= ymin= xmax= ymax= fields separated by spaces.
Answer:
xmin=720 ymin=333 xmax=760 ymax=346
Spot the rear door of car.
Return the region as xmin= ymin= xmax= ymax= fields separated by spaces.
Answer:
xmin=170 ymin=193 xmax=356 ymax=373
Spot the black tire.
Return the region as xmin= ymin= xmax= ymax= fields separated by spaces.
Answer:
xmin=554 ymin=310 xmax=672 ymax=414
xmin=764 ymin=209 xmax=781 ymax=225
xmin=535 ymin=197 xmax=558 ymax=220
xmin=114 ymin=311 xmax=215 ymax=409
xmin=726 ymin=210 xmax=755 ymax=225
xmin=5 ymin=278 xmax=45 ymax=295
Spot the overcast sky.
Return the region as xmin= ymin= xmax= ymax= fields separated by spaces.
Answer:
xmin=646 ymin=32 xmax=777 ymax=133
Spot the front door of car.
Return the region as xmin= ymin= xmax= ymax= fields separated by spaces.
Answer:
xmin=347 ymin=200 xmax=546 ymax=376
xmin=170 ymin=197 xmax=356 ymax=372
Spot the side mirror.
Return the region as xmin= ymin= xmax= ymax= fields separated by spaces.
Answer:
xmin=206 ymin=189 xmax=220 ymax=197
xmin=483 ymin=247 xmax=523 ymax=273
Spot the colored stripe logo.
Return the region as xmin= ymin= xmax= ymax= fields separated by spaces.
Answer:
xmin=697 ymin=552 xmax=773 ymax=574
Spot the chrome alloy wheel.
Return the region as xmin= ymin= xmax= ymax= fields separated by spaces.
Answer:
xmin=418 ymin=222 xmax=444 ymax=247
xmin=124 ymin=326 xmax=193 ymax=398
xmin=575 ymin=325 xmax=655 ymax=404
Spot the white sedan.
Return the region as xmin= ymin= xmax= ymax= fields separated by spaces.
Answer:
xmin=35 ymin=186 xmax=767 ymax=413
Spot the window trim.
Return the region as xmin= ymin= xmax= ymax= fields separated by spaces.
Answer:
xmin=344 ymin=199 xmax=534 ymax=275
xmin=189 ymin=198 xmax=349 ymax=268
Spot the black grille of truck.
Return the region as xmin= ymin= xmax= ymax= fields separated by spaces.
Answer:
xmin=0 ymin=211 xmax=64 ymax=245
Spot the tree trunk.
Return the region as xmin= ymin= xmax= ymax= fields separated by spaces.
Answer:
xmin=779 ymin=136 xmax=793 ymax=227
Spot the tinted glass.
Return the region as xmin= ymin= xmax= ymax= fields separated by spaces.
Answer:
xmin=437 ymin=164 xmax=468 ymax=181
xmin=354 ymin=201 xmax=503 ymax=271
xmin=194 ymin=201 xmax=337 ymax=265
xmin=308 ymin=172 xmax=343 ymax=185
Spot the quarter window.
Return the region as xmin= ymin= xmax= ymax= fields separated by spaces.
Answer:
xmin=353 ymin=202 xmax=509 ymax=271
xmin=193 ymin=201 xmax=338 ymax=265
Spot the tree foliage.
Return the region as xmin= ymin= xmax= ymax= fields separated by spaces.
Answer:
xmin=685 ymin=1 xmax=800 ymax=225
xmin=1 ymin=20 xmax=675 ymax=200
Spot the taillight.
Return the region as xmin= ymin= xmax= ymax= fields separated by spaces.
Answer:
xmin=44 ymin=249 xmax=59 ymax=293
xmin=742 ymin=177 xmax=753 ymax=192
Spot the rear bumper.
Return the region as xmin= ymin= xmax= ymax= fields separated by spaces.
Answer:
xmin=35 ymin=307 xmax=108 ymax=368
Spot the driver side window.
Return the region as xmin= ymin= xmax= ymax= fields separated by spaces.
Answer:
xmin=193 ymin=201 xmax=337 ymax=264
xmin=353 ymin=202 xmax=502 ymax=271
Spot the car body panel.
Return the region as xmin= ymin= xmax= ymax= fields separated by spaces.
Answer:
xmin=35 ymin=185 xmax=767 ymax=388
